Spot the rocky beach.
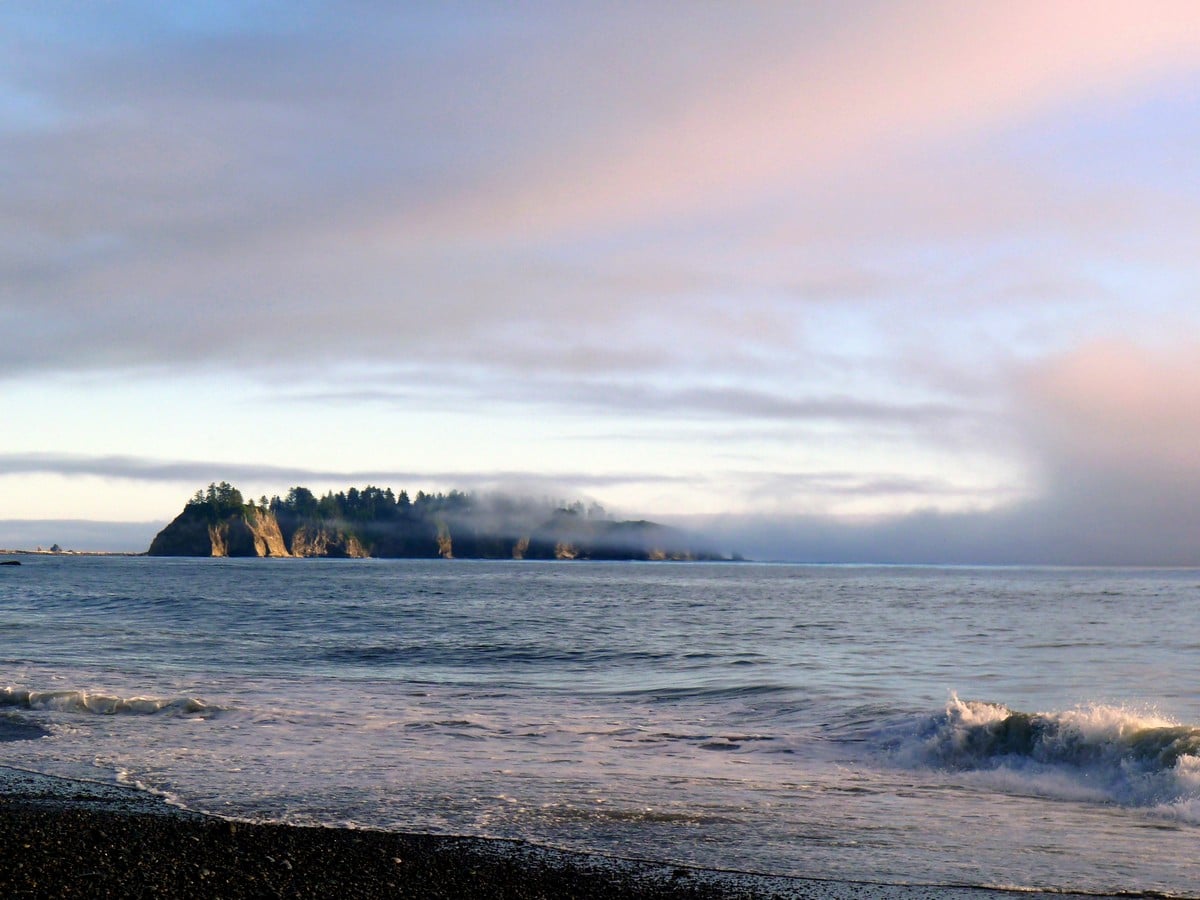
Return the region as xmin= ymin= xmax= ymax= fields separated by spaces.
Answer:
xmin=0 ymin=766 xmax=1090 ymax=900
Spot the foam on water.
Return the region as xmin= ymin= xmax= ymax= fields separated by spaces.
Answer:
xmin=113 ymin=766 xmax=191 ymax=810
xmin=899 ymin=694 xmax=1200 ymax=819
xmin=1 ymin=686 xmax=217 ymax=718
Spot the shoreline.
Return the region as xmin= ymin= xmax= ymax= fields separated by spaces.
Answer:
xmin=0 ymin=549 xmax=145 ymax=557
xmin=0 ymin=767 xmax=1133 ymax=900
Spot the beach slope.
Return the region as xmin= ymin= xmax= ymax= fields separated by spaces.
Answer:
xmin=0 ymin=768 xmax=1114 ymax=900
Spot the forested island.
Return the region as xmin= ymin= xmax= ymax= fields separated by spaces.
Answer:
xmin=148 ymin=482 xmax=724 ymax=561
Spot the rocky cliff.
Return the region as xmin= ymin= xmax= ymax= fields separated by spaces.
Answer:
xmin=149 ymin=506 xmax=293 ymax=558
xmin=149 ymin=505 xmax=391 ymax=559
xmin=289 ymin=524 xmax=370 ymax=559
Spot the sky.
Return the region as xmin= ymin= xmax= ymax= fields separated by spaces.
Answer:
xmin=3 ymin=2 xmax=1200 ymax=562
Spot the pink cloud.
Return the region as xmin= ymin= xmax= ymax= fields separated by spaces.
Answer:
xmin=1021 ymin=339 xmax=1200 ymax=482
xmin=407 ymin=2 xmax=1200 ymax=241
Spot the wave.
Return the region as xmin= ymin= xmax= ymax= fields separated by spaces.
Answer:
xmin=320 ymin=642 xmax=676 ymax=668
xmin=899 ymin=695 xmax=1200 ymax=817
xmin=612 ymin=683 xmax=794 ymax=702
xmin=0 ymin=686 xmax=218 ymax=717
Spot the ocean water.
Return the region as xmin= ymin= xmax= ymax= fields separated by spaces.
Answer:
xmin=3 ymin=556 xmax=1200 ymax=896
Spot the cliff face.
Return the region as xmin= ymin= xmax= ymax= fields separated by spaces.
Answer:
xmin=207 ymin=510 xmax=292 ymax=557
xmin=147 ymin=508 xmax=218 ymax=557
xmin=248 ymin=508 xmax=291 ymax=557
xmin=290 ymin=525 xmax=369 ymax=559
xmin=519 ymin=515 xmax=699 ymax=561
xmin=150 ymin=507 xmax=296 ymax=558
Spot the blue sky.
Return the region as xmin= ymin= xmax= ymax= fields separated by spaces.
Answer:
xmin=3 ymin=3 xmax=1200 ymax=561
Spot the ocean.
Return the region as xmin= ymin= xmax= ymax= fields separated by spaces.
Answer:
xmin=3 ymin=556 xmax=1200 ymax=896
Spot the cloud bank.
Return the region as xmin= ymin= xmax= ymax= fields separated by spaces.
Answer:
xmin=691 ymin=341 xmax=1200 ymax=564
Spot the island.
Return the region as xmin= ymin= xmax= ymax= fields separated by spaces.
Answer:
xmin=148 ymin=482 xmax=724 ymax=561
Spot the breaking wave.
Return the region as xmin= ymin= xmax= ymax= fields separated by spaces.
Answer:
xmin=0 ymin=686 xmax=218 ymax=717
xmin=901 ymin=695 xmax=1200 ymax=818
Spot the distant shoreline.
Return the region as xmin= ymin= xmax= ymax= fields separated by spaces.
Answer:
xmin=0 ymin=551 xmax=883 ymax=565
xmin=0 ymin=549 xmax=145 ymax=557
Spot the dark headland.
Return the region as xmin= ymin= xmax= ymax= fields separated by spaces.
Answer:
xmin=148 ymin=482 xmax=726 ymax=561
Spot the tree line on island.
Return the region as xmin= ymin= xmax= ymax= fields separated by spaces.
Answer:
xmin=148 ymin=482 xmax=725 ymax=561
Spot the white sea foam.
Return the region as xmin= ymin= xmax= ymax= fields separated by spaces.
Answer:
xmin=1 ymin=686 xmax=216 ymax=717
xmin=113 ymin=766 xmax=190 ymax=810
xmin=903 ymin=694 xmax=1200 ymax=812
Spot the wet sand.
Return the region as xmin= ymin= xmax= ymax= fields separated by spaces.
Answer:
xmin=0 ymin=767 xmax=1116 ymax=899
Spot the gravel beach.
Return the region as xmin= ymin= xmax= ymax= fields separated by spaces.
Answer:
xmin=0 ymin=767 xmax=1112 ymax=900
